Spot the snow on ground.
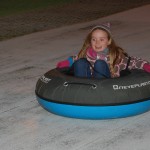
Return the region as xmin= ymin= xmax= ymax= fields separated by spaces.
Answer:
xmin=0 ymin=5 xmax=150 ymax=150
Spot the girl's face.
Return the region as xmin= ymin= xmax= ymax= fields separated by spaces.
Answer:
xmin=90 ymin=29 xmax=111 ymax=52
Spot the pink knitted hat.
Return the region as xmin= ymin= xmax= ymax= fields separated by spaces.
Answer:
xmin=91 ymin=22 xmax=111 ymax=34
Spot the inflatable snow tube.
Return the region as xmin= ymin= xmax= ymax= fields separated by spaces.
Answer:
xmin=35 ymin=68 xmax=150 ymax=119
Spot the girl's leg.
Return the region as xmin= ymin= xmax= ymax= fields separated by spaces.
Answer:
xmin=93 ymin=60 xmax=111 ymax=79
xmin=74 ymin=58 xmax=91 ymax=78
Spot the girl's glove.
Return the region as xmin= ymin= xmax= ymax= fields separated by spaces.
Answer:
xmin=56 ymin=57 xmax=74 ymax=68
xmin=143 ymin=63 xmax=150 ymax=73
xmin=57 ymin=60 xmax=70 ymax=68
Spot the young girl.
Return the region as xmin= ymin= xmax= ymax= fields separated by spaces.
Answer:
xmin=57 ymin=23 xmax=150 ymax=78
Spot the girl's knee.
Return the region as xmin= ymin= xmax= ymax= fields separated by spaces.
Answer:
xmin=74 ymin=58 xmax=88 ymax=67
xmin=94 ymin=60 xmax=107 ymax=68
xmin=74 ymin=58 xmax=91 ymax=77
xmin=94 ymin=60 xmax=111 ymax=78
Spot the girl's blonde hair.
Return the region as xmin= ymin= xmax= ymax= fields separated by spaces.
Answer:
xmin=78 ymin=27 xmax=128 ymax=75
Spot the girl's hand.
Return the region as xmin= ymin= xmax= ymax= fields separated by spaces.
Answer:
xmin=57 ymin=60 xmax=70 ymax=68
xmin=143 ymin=63 xmax=150 ymax=73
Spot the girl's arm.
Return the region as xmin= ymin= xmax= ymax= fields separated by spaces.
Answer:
xmin=129 ymin=56 xmax=149 ymax=71
xmin=112 ymin=56 xmax=150 ymax=78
